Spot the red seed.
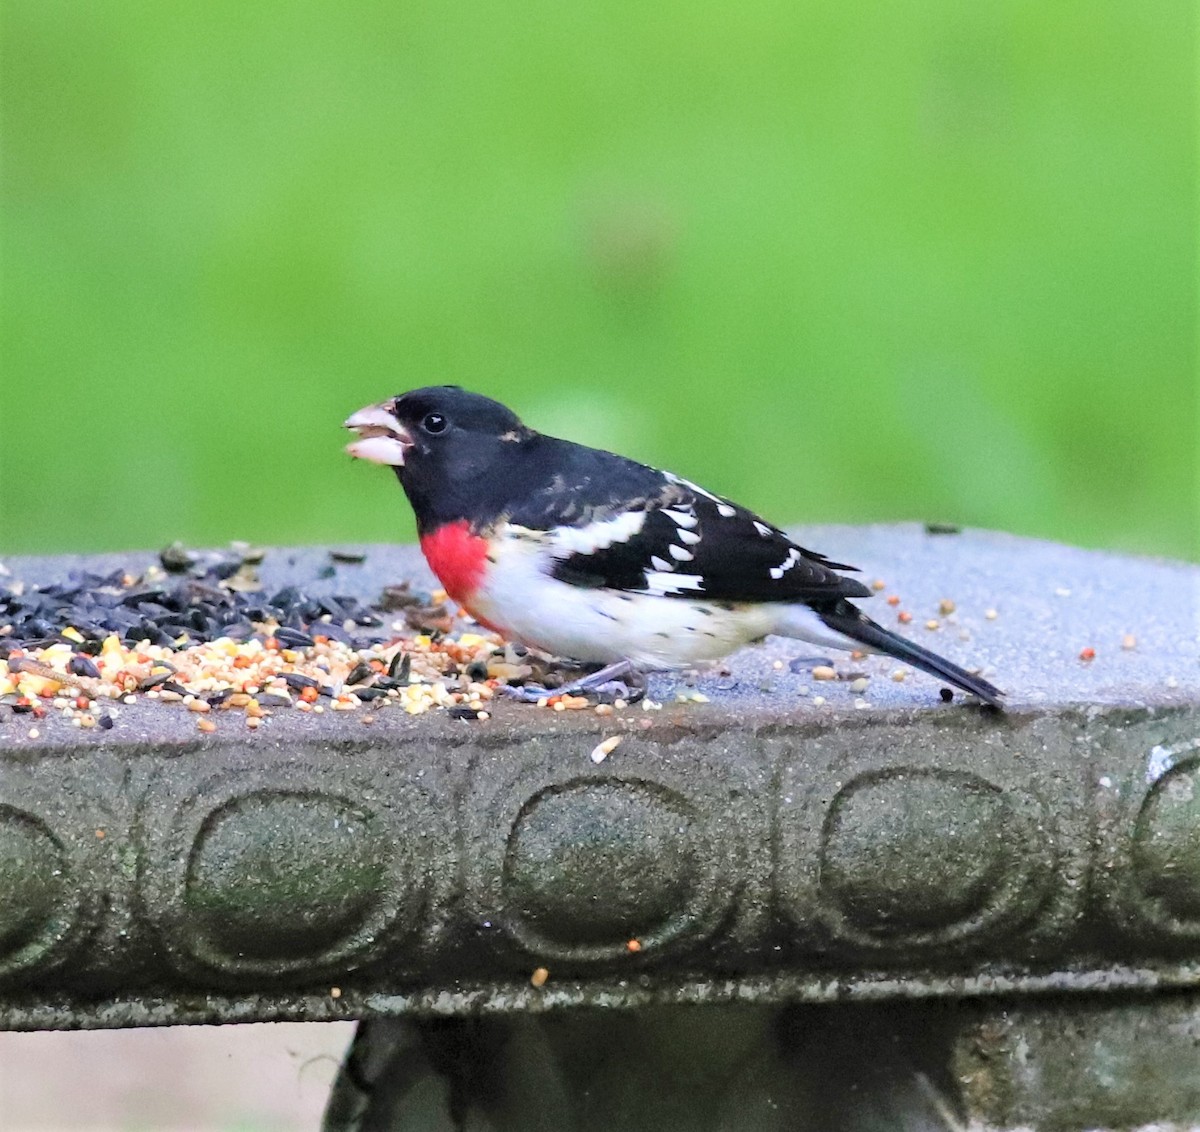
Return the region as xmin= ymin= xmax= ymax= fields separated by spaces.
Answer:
xmin=898 ymin=611 xmax=913 ymax=624
xmin=1079 ymin=647 xmax=1096 ymax=661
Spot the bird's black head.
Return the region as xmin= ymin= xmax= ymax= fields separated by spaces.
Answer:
xmin=345 ymin=386 xmax=532 ymax=529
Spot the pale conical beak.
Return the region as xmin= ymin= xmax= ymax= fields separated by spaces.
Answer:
xmin=344 ymin=402 xmax=413 ymax=466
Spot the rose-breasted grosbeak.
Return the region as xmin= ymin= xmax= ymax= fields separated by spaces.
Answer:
xmin=345 ymin=386 xmax=1003 ymax=707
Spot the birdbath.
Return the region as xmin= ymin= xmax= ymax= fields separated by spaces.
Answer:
xmin=2 ymin=525 xmax=1199 ymax=1132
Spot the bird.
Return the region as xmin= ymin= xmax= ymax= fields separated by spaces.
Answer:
xmin=345 ymin=386 xmax=1003 ymax=707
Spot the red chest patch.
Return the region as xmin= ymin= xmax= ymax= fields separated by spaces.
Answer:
xmin=419 ymin=521 xmax=490 ymax=606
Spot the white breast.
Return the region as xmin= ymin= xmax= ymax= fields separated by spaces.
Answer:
xmin=464 ymin=527 xmax=776 ymax=668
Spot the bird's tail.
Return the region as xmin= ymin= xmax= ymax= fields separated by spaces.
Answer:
xmin=817 ymin=601 xmax=1004 ymax=708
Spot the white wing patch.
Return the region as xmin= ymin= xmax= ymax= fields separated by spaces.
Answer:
xmin=769 ymin=547 xmax=804 ymax=580
xmin=644 ymin=571 xmax=704 ymax=595
xmin=668 ymin=544 xmax=694 ymax=562
xmin=548 ymin=509 xmax=646 ymax=555
xmin=753 ymin=521 xmax=772 ymax=538
xmin=663 ymin=508 xmax=698 ymax=529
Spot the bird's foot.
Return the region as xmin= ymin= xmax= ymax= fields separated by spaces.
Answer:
xmin=787 ymin=655 xmax=835 ymax=674
xmin=501 ymin=660 xmax=646 ymax=704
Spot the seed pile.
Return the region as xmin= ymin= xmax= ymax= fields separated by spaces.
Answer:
xmin=0 ymin=545 xmax=586 ymax=729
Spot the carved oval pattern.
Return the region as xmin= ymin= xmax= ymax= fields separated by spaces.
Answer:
xmin=1132 ymin=757 xmax=1200 ymax=930
xmin=501 ymin=779 xmax=711 ymax=961
xmin=0 ymin=806 xmax=71 ymax=976
xmin=182 ymin=790 xmax=393 ymax=968
xmin=819 ymin=768 xmax=1037 ymax=947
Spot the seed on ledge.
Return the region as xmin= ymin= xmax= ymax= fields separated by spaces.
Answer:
xmin=1079 ymin=646 xmax=1095 ymax=661
xmin=871 ymin=578 xmax=886 ymax=591
xmin=886 ymin=595 xmax=900 ymax=606
xmin=811 ymin=666 xmax=837 ymax=681
xmin=1121 ymin=634 xmax=1137 ymax=650
xmin=590 ymin=736 xmax=622 ymax=764
xmin=938 ymin=598 xmax=956 ymax=615
xmin=925 ymin=619 xmax=939 ymax=631
xmin=897 ymin=611 xmax=913 ymax=624
xmin=530 ymin=967 xmax=550 ymax=988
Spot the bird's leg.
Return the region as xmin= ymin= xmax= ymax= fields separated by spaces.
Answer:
xmin=501 ymin=660 xmax=646 ymax=704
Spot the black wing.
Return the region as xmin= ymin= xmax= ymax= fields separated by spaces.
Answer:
xmin=541 ymin=468 xmax=870 ymax=605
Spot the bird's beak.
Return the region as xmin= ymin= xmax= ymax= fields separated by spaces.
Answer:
xmin=344 ymin=402 xmax=414 ymax=466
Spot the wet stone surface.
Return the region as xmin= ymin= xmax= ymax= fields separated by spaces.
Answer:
xmin=0 ymin=525 xmax=1197 ymax=1029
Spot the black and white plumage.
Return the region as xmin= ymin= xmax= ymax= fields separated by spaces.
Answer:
xmin=345 ymin=386 xmax=1003 ymax=707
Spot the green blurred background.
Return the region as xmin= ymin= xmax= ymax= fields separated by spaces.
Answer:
xmin=2 ymin=1 xmax=1195 ymax=559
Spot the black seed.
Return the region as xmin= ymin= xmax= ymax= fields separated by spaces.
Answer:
xmin=70 ymin=655 xmax=102 ymax=679
xmin=160 ymin=680 xmax=188 ymax=695
xmin=347 ymin=662 xmax=374 ymax=686
xmin=320 ymin=597 xmax=350 ymax=621
xmin=275 ymin=627 xmax=315 ymax=648
xmin=271 ymin=586 xmax=302 ymax=608
xmin=121 ymin=588 xmax=166 ymax=607
xmin=388 ymin=652 xmax=411 ymax=681
xmin=207 ymin=690 xmax=232 ymax=706
xmin=330 ymin=550 xmax=367 ymax=564
xmin=98 ymin=713 xmax=114 ymax=729
xmin=160 ymin=542 xmax=196 ymax=572
xmin=925 ymin=522 xmax=962 ymax=536
xmin=318 ymin=622 xmax=352 ymax=644
xmin=448 ymin=705 xmax=484 ymax=721
xmin=939 ymin=687 xmax=954 ymax=702
xmin=466 ymin=660 xmax=489 ymax=680
xmin=282 ymin=672 xmax=320 ymax=690
xmin=139 ymin=670 xmax=174 ymax=691
xmin=378 ymin=583 xmax=419 ymax=610
xmin=354 ymin=686 xmax=388 ymax=701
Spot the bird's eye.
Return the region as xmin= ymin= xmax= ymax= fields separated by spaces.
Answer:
xmin=422 ymin=413 xmax=448 ymax=435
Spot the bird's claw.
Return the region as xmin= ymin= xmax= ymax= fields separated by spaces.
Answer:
xmin=499 ymin=679 xmax=646 ymax=705
xmin=499 ymin=662 xmax=646 ymax=705
xmin=787 ymin=655 xmax=835 ymax=674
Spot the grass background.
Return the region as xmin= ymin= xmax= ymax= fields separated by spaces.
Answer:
xmin=2 ymin=1 xmax=1195 ymax=559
